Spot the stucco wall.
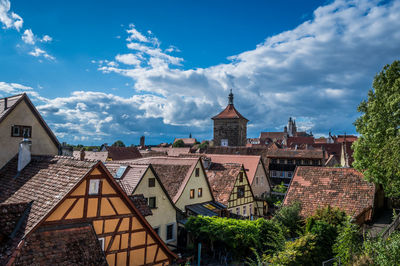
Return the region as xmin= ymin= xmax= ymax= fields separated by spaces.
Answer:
xmin=0 ymin=100 xmax=58 ymax=168
xmin=251 ymin=161 xmax=271 ymax=198
xmin=135 ymin=169 xmax=177 ymax=247
xmin=175 ymin=161 xmax=213 ymax=211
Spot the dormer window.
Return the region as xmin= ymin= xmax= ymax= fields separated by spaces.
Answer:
xmin=114 ymin=166 xmax=128 ymax=179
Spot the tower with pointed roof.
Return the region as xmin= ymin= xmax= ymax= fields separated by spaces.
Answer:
xmin=212 ymin=90 xmax=248 ymax=146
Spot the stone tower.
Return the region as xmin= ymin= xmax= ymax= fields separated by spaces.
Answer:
xmin=212 ymin=90 xmax=248 ymax=147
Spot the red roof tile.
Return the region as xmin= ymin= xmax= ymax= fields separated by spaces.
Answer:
xmin=283 ymin=167 xmax=375 ymax=220
xmin=212 ymin=104 xmax=248 ymax=121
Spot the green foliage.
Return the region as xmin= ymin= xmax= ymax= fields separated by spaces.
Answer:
xmin=272 ymin=202 xmax=302 ymax=238
xmin=198 ymin=141 xmax=209 ymax=150
xmin=305 ymin=205 xmax=347 ymax=229
xmin=185 ymin=216 xmax=284 ymax=260
xmin=267 ymin=233 xmax=318 ymax=265
xmin=360 ymin=232 xmax=400 ymax=266
xmin=353 ymin=60 xmax=400 ymax=197
xmin=333 ymin=218 xmax=362 ymax=265
xmin=274 ymin=182 xmax=288 ymax=194
xmin=112 ymin=140 xmax=125 ymax=147
xmin=172 ymin=139 xmax=185 ymax=147
xmin=265 ymin=183 xmax=288 ymax=207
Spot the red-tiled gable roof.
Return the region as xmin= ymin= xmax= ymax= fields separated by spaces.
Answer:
xmin=287 ymin=136 xmax=315 ymax=147
xmin=205 ymin=154 xmax=261 ymax=185
xmin=314 ymin=138 xmax=328 ymax=144
xmin=119 ymin=157 xmax=200 ymax=202
xmin=267 ymin=149 xmax=324 ymax=159
xmin=105 ymin=164 xmax=148 ymax=195
xmin=151 ymin=147 xmax=191 ymax=156
xmin=335 ymin=135 xmax=358 ymax=143
xmin=260 ymin=132 xmax=287 ymax=141
xmin=0 ymin=94 xmax=59 ymax=148
xmin=173 ymin=138 xmax=196 ymax=145
xmin=283 ymin=167 xmax=375 ymax=220
xmin=129 ymin=194 xmax=153 ymax=217
xmin=212 ymin=104 xmax=248 ymax=121
xmin=311 ymin=143 xmax=342 ymax=160
xmin=106 ymin=146 xmax=142 ymax=160
xmin=205 ymin=163 xmax=242 ymax=206
xmin=13 ymin=224 xmax=107 ymax=265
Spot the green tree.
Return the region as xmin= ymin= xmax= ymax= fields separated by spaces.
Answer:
xmin=272 ymin=202 xmax=302 ymax=238
xmin=172 ymin=139 xmax=185 ymax=147
xmin=333 ymin=218 xmax=362 ymax=265
xmin=353 ymin=60 xmax=400 ymax=196
xmin=112 ymin=140 xmax=125 ymax=147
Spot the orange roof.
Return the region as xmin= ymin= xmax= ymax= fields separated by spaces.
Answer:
xmin=212 ymin=104 xmax=248 ymax=121
xmin=205 ymin=154 xmax=262 ymax=185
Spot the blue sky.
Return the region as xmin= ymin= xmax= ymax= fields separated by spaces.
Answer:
xmin=1 ymin=0 xmax=399 ymax=145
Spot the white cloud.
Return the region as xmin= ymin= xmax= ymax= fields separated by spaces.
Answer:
xmin=115 ymin=53 xmax=142 ymax=66
xmin=29 ymin=47 xmax=55 ymax=60
xmin=40 ymin=34 xmax=52 ymax=42
xmin=0 ymin=0 xmax=23 ymax=30
xmin=22 ymin=28 xmax=35 ymax=44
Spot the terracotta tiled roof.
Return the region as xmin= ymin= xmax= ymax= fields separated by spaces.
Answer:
xmin=205 ymin=154 xmax=262 ymax=185
xmin=117 ymin=157 xmax=200 ymax=202
xmin=0 ymin=156 xmax=96 ymax=242
xmin=267 ymin=149 xmax=324 ymax=159
xmin=206 ymin=163 xmax=243 ymax=206
xmin=0 ymin=93 xmax=59 ymax=148
xmin=335 ymin=135 xmax=358 ymax=143
xmin=173 ymin=138 xmax=196 ymax=145
xmin=106 ymin=146 xmax=142 ymax=161
xmin=212 ymin=104 xmax=248 ymax=121
xmin=129 ymin=194 xmax=153 ymax=217
xmin=151 ymin=147 xmax=191 ymax=157
xmin=260 ymin=132 xmax=287 ymax=141
xmin=73 ymin=151 xmax=109 ymax=161
xmin=105 ymin=164 xmax=148 ymax=195
xmin=286 ymin=136 xmax=315 ymax=147
xmin=13 ymin=224 xmax=107 ymax=265
xmin=283 ymin=167 xmax=375 ymax=220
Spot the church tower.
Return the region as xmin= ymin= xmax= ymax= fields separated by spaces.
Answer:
xmin=212 ymin=90 xmax=248 ymax=146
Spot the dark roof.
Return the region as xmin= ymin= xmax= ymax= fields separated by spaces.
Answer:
xmin=260 ymin=132 xmax=287 ymax=141
xmin=173 ymin=138 xmax=196 ymax=145
xmin=106 ymin=164 xmax=148 ymax=194
xmin=106 ymin=146 xmax=142 ymax=161
xmin=283 ymin=167 xmax=375 ymax=220
xmin=212 ymin=104 xmax=248 ymax=121
xmin=0 ymin=93 xmax=60 ymax=148
xmin=286 ymin=136 xmax=315 ymax=147
xmin=205 ymin=163 xmax=242 ymax=206
xmin=152 ymin=164 xmax=192 ymax=200
xmin=311 ymin=143 xmax=342 ymax=157
xmin=0 ymin=156 xmax=96 ymax=241
xmin=185 ymin=201 xmax=226 ymax=217
xmin=267 ymin=149 xmax=324 ymax=159
xmin=129 ymin=194 xmax=152 ymax=217
xmin=13 ymin=224 xmax=107 ymax=266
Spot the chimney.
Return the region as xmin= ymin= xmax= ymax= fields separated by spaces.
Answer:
xmin=17 ymin=138 xmax=32 ymax=172
xmin=140 ymin=136 xmax=145 ymax=149
xmin=4 ymin=97 xmax=7 ymax=111
xmin=202 ymin=157 xmax=211 ymax=169
xmin=79 ymin=148 xmax=85 ymax=161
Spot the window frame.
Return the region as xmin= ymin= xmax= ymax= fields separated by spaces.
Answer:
xmin=11 ymin=125 xmax=32 ymax=138
xmin=148 ymin=178 xmax=156 ymax=187
xmin=237 ymin=186 xmax=245 ymax=198
xmin=190 ymin=189 xmax=195 ymax=199
xmin=88 ymin=179 xmax=100 ymax=195
xmin=198 ymin=188 xmax=203 ymax=197
xmin=195 ymin=168 xmax=200 ymax=177
xmin=148 ymin=196 xmax=156 ymax=209
xmin=166 ymin=223 xmax=175 ymax=241
xmin=98 ymin=237 xmax=105 ymax=251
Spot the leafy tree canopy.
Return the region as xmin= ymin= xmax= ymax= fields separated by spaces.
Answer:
xmin=172 ymin=139 xmax=185 ymax=147
xmin=112 ymin=140 xmax=125 ymax=147
xmin=353 ymin=60 xmax=400 ymax=196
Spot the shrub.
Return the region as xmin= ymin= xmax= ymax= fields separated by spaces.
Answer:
xmin=272 ymin=202 xmax=302 ymax=238
xmin=172 ymin=139 xmax=185 ymax=147
xmin=333 ymin=217 xmax=362 ymax=265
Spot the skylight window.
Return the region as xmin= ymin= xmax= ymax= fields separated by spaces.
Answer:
xmin=114 ymin=165 xmax=128 ymax=179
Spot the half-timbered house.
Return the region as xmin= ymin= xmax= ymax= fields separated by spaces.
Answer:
xmin=0 ymin=155 xmax=177 ymax=266
xmin=205 ymin=162 xmax=257 ymax=217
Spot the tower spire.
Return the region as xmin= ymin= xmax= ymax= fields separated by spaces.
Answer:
xmin=228 ymin=89 xmax=234 ymax=105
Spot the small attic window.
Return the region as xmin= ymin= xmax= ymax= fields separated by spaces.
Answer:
xmin=115 ymin=165 xmax=128 ymax=179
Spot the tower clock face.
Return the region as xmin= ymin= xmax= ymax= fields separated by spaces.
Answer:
xmin=221 ymin=139 xmax=228 ymax=147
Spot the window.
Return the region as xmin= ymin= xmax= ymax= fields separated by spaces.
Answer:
xmin=249 ymin=204 xmax=253 ymax=215
xmin=280 ymin=171 xmax=285 ymax=177
xmin=114 ymin=165 xmax=128 ymax=179
xmin=279 ymin=159 xmax=285 ymax=164
xmin=243 ymin=206 xmax=246 ymax=216
xmin=296 ymin=159 xmax=301 ymax=165
xmin=287 ymin=172 xmax=293 ymax=178
xmin=221 ymin=139 xmax=228 ymax=147
xmin=256 ymin=177 xmax=259 ymax=185
xmin=271 ymin=171 xmax=276 ymax=177
xmin=148 ymin=178 xmax=156 ymax=187
xmin=236 ymin=207 xmax=240 ymax=215
xmin=195 ymin=168 xmax=200 ymax=177
xmin=153 ymin=227 xmax=160 ymax=236
xmin=198 ymin=188 xmax=203 ymax=197
xmin=237 ymin=186 xmax=245 ymax=198
xmin=190 ymin=189 xmax=195 ymax=199
xmin=271 ymin=159 xmax=277 ymax=164
xmin=313 ymin=160 xmax=319 ymax=166
xmin=148 ymin=197 xmax=156 ymax=208
xmin=287 ymin=159 xmax=293 ymax=164
xmin=98 ymin=238 xmax=105 ymax=251
xmin=239 ymin=172 xmax=244 ymax=183
xmin=11 ymin=125 xmax=32 ymax=138
xmin=166 ymin=224 xmax=174 ymax=241
xmin=89 ymin=179 xmax=100 ymax=195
